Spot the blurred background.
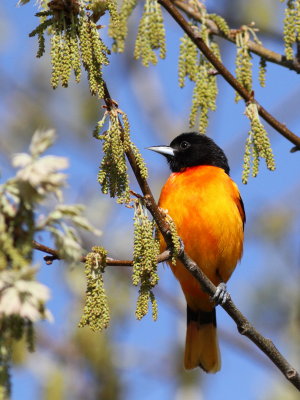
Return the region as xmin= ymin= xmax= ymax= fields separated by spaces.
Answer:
xmin=1 ymin=0 xmax=300 ymax=399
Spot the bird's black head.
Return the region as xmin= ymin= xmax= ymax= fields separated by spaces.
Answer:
xmin=147 ymin=132 xmax=230 ymax=174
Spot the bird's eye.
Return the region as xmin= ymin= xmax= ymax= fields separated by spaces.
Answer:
xmin=180 ymin=141 xmax=190 ymax=149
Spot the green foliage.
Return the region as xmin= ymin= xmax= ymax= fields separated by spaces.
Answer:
xmin=79 ymin=246 xmax=110 ymax=331
xmin=132 ymin=200 xmax=159 ymax=321
xmin=282 ymin=0 xmax=300 ymax=60
xmin=134 ymin=0 xmax=166 ymax=66
xmin=242 ymin=102 xmax=276 ymax=184
xmin=0 ymin=129 xmax=101 ymax=396
xmin=37 ymin=204 xmax=101 ymax=261
xmin=0 ymin=272 xmax=49 ymax=399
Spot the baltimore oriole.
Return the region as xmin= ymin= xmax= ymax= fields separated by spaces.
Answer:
xmin=148 ymin=132 xmax=245 ymax=373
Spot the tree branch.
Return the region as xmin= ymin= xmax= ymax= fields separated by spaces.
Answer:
xmin=174 ymin=0 xmax=300 ymax=74
xmin=32 ymin=240 xmax=171 ymax=266
xmin=99 ymin=82 xmax=300 ymax=390
xmin=156 ymin=285 xmax=275 ymax=370
xmin=158 ymin=0 xmax=300 ymax=150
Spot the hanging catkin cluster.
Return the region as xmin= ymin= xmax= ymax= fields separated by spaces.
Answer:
xmin=132 ymin=200 xmax=160 ymax=321
xmin=109 ymin=0 xmax=138 ymax=52
xmin=208 ymin=13 xmax=230 ymax=36
xmin=78 ymin=16 xmax=110 ymax=97
xmin=242 ymin=102 xmax=276 ymax=184
xmin=178 ymin=32 xmax=199 ymax=87
xmin=78 ymin=246 xmax=110 ymax=331
xmin=134 ymin=0 xmax=166 ymax=66
xmin=178 ymin=21 xmax=221 ymax=134
xmin=29 ymin=0 xmax=119 ymax=98
xmin=94 ymin=108 xmax=148 ymax=204
xmin=163 ymin=214 xmax=181 ymax=265
xmin=94 ymin=110 xmax=131 ymax=203
xmin=235 ymin=28 xmax=253 ymax=102
xmin=259 ymin=57 xmax=267 ymax=87
xmin=234 ymin=23 xmax=264 ymax=101
xmin=281 ymin=0 xmax=300 ymax=60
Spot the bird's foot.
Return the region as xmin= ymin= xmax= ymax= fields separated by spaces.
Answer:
xmin=212 ymin=282 xmax=230 ymax=305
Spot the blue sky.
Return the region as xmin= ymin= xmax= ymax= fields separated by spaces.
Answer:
xmin=1 ymin=1 xmax=300 ymax=399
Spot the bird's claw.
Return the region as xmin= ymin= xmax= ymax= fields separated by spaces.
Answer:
xmin=212 ymin=282 xmax=230 ymax=305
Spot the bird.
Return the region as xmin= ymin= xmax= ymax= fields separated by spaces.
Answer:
xmin=147 ymin=132 xmax=245 ymax=373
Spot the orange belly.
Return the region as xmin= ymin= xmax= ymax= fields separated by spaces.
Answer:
xmin=158 ymin=165 xmax=244 ymax=311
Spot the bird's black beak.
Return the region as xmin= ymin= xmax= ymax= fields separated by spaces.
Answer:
xmin=146 ymin=145 xmax=175 ymax=157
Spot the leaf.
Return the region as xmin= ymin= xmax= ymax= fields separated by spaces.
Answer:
xmin=72 ymin=215 xmax=102 ymax=235
xmin=29 ymin=129 xmax=56 ymax=158
xmin=17 ymin=0 xmax=31 ymax=5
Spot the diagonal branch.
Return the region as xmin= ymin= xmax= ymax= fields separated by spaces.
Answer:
xmin=100 ymin=82 xmax=300 ymax=390
xmin=174 ymin=0 xmax=300 ymax=74
xmin=158 ymin=0 xmax=300 ymax=150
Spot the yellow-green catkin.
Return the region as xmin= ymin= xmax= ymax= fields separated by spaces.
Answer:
xmin=79 ymin=247 xmax=110 ymax=331
xmin=29 ymin=3 xmax=110 ymax=97
xmin=259 ymin=57 xmax=267 ymax=87
xmin=208 ymin=13 xmax=230 ymax=36
xmin=130 ymin=142 xmax=148 ymax=180
xmin=30 ymin=6 xmax=83 ymax=89
xmin=134 ymin=0 xmax=166 ymax=66
xmin=178 ymin=33 xmax=199 ymax=87
xmin=242 ymin=102 xmax=276 ymax=184
xmin=282 ymin=0 xmax=300 ymax=60
xmin=94 ymin=109 xmax=148 ymax=202
xmin=189 ymin=40 xmax=220 ymax=134
xmin=96 ymin=112 xmax=131 ymax=203
xmin=178 ymin=16 xmax=220 ymax=134
xmin=132 ymin=200 xmax=160 ymax=321
xmin=106 ymin=0 xmax=120 ymax=30
xmin=235 ymin=29 xmax=253 ymax=102
xmin=79 ymin=16 xmax=110 ymax=98
xmin=166 ymin=216 xmax=181 ymax=265
xmin=109 ymin=0 xmax=138 ymax=52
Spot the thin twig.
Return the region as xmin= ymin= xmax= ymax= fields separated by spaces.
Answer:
xmin=101 ymin=83 xmax=300 ymax=390
xmin=32 ymin=240 xmax=171 ymax=266
xmin=158 ymin=0 xmax=300 ymax=150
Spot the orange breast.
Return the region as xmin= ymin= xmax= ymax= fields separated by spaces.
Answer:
xmin=158 ymin=165 xmax=244 ymax=310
